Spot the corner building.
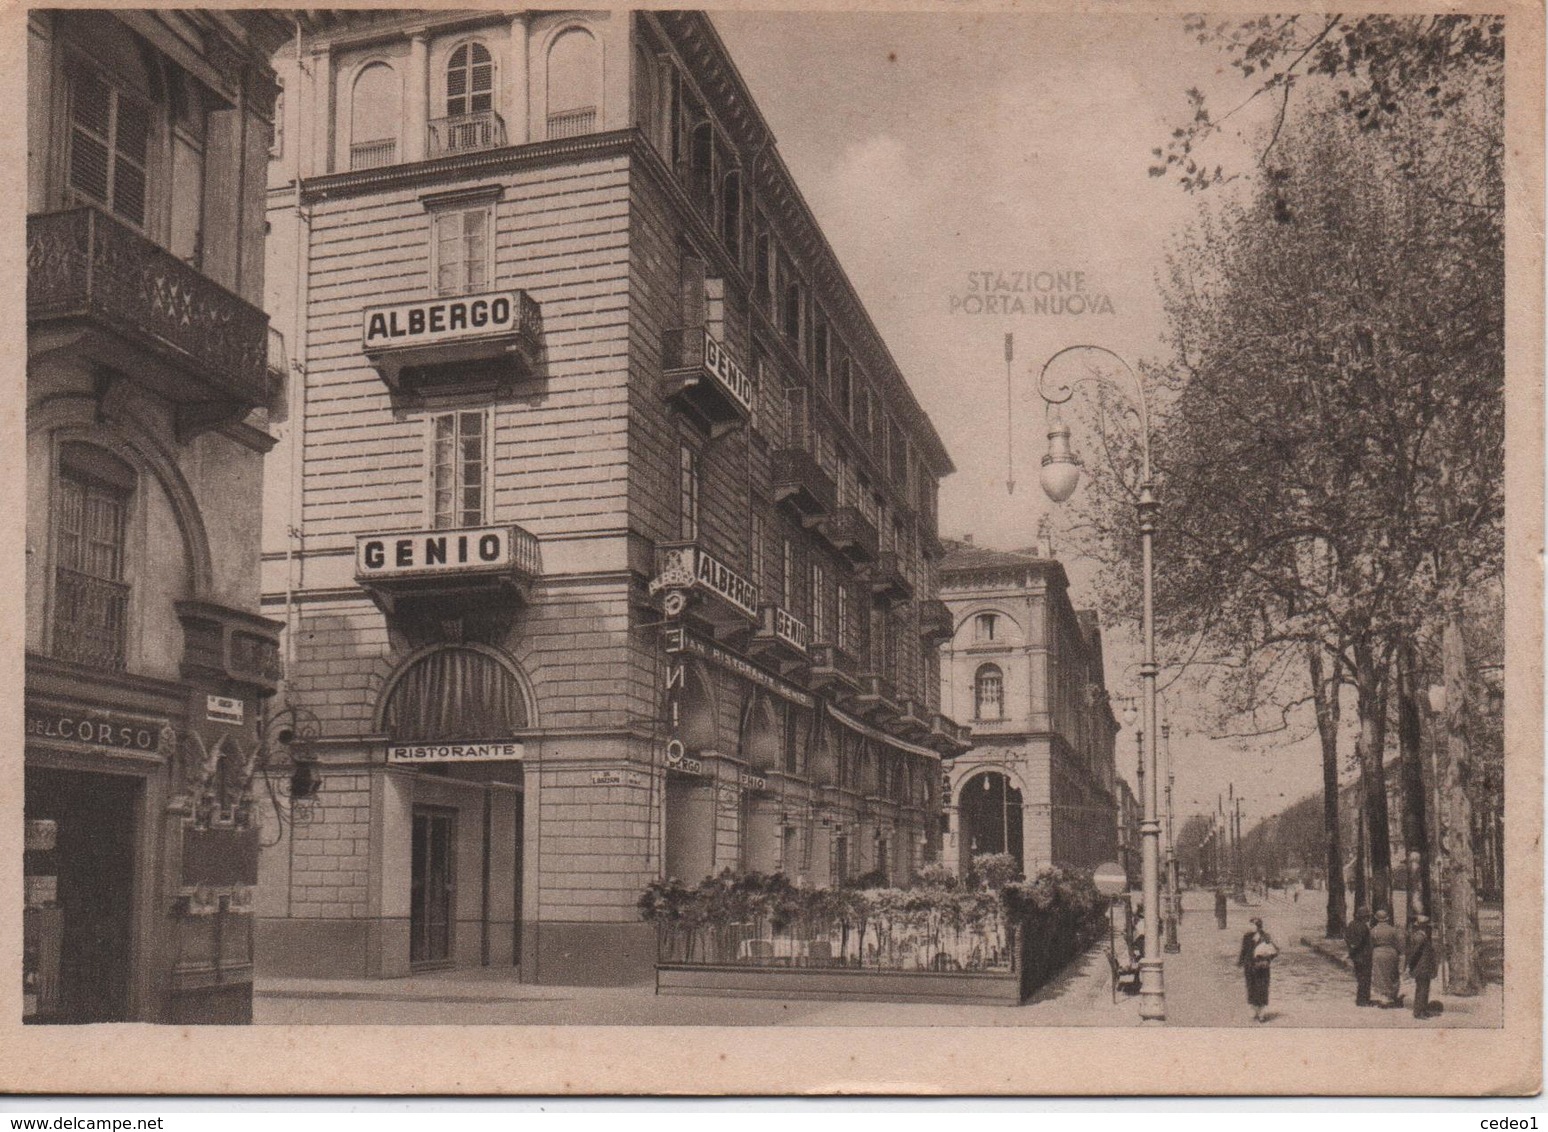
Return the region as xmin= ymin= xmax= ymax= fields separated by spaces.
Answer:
xmin=259 ymin=10 xmax=969 ymax=986
xmin=937 ymin=542 xmax=1120 ymax=878
xmin=26 ymin=10 xmax=289 ymax=1022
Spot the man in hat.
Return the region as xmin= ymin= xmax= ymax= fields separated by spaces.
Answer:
xmin=1407 ymin=914 xmax=1439 ymax=1019
xmin=1214 ymin=887 xmax=1229 ymax=930
xmin=1343 ymin=905 xmax=1374 ymax=1006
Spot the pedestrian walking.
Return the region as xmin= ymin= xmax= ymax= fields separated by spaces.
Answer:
xmin=1344 ymin=905 xmax=1374 ymax=1006
xmin=1237 ymin=916 xmax=1278 ymax=1022
xmin=1369 ymin=907 xmax=1403 ymax=1008
xmin=1214 ymin=887 xmax=1228 ymax=930
xmin=1407 ymin=914 xmax=1438 ymax=1019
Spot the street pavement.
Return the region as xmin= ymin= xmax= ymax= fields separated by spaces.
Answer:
xmin=253 ymin=889 xmax=1503 ymax=1027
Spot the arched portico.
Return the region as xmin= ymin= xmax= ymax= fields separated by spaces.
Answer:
xmin=956 ymin=769 xmax=1025 ymax=877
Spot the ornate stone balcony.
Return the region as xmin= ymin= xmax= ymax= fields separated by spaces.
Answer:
xmin=866 ymin=551 xmax=914 ymax=606
xmin=850 ymin=671 xmax=900 ymax=723
xmin=819 ymin=507 xmax=879 ymax=564
xmin=919 ymin=598 xmax=954 ymax=644
xmin=894 ymin=698 xmax=933 ymax=739
xmin=175 ymin=600 xmax=284 ymax=697
xmin=928 ymin=713 xmax=973 ymax=757
xmin=770 ymin=447 xmax=836 ymax=524
xmin=28 ymin=207 xmax=274 ymax=429
xmin=807 ymin=641 xmax=861 ymax=697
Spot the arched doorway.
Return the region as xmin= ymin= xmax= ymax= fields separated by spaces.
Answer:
xmin=958 ymin=770 xmax=1023 ymax=876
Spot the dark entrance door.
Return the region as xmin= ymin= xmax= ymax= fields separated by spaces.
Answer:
xmin=958 ymin=771 xmax=1024 ymax=876
xmin=410 ymin=807 xmax=455 ymax=966
xmin=24 ymin=767 xmax=139 ymax=1024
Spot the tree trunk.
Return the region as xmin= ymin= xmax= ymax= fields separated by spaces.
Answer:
xmin=1352 ymin=807 xmax=1367 ymax=913
xmin=1309 ymin=644 xmax=1347 ymax=937
xmin=1396 ymin=640 xmax=1431 ymax=919
xmin=1440 ymin=614 xmax=1482 ymax=994
xmin=1354 ymin=646 xmax=1393 ymax=914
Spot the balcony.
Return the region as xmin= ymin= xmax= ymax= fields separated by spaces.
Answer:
xmin=354 ymin=524 xmax=541 ymax=615
xmin=175 ymin=600 xmax=284 ymax=697
xmin=51 ymin=568 xmax=129 ymax=672
xmin=749 ymin=602 xmax=810 ymax=672
xmin=350 ymin=138 xmax=397 ymax=170
xmin=850 ymin=671 xmax=899 ymax=723
xmin=895 ymin=698 xmax=932 ymax=739
xmin=650 ymin=542 xmax=758 ymax=631
xmin=866 ymin=551 xmax=914 ymax=606
xmin=662 ymin=327 xmax=754 ymax=437
xmin=28 ymin=208 xmax=274 ymax=426
xmin=428 ymin=111 xmax=506 ymax=158
xmin=547 ymin=106 xmax=597 ymax=140
xmin=919 ymin=599 xmax=953 ymax=644
xmin=770 ymin=448 xmax=836 ymax=524
xmin=267 ymin=325 xmax=288 ymax=390
xmin=928 ymin=713 xmax=973 ymax=757
xmin=819 ymin=507 xmax=879 ymax=565
xmin=807 ymin=642 xmax=861 ymax=697
xmin=361 ymin=289 xmax=543 ymax=396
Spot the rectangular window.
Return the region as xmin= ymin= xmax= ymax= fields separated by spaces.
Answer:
xmin=810 ymin=560 xmax=827 ymax=644
xmin=679 ymin=445 xmax=699 ymax=541
xmin=430 ymin=411 xmax=486 ymax=528
xmin=836 ymin=583 xmax=849 ymax=654
xmin=68 ymin=66 xmax=150 ymax=229
xmin=53 ymin=471 xmax=130 ymax=670
xmin=781 ymin=538 xmax=794 ymax=610
xmin=433 ymin=207 xmax=492 ymax=297
xmin=750 ymin=511 xmax=765 ymax=598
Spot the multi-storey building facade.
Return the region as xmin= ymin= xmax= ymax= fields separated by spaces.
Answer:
xmin=937 ymin=540 xmax=1120 ymax=878
xmin=257 ymin=9 xmax=969 ymax=986
xmin=25 ymin=10 xmax=289 ymax=1022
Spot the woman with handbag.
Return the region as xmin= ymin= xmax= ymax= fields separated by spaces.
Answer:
xmin=1237 ymin=916 xmax=1278 ymax=1022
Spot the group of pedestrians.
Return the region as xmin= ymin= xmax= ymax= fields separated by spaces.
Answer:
xmin=1342 ymin=905 xmax=1441 ymax=1018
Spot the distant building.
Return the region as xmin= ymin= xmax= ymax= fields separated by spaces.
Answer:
xmin=1116 ymin=775 xmax=1141 ymax=888
xmin=256 ymin=9 xmax=969 ymax=987
xmin=25 ymin=10 xmax=290 ymax=1022
xmin=937 ymin=541 xmax=1119 ymax=878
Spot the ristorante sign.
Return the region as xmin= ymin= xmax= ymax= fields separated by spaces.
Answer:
xmin=362 ymin=292 xmax=527 ymax=349
xmin=388 ymin=741 xmax=524 ymax=764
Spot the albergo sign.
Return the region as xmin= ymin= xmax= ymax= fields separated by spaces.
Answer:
xmin=362 ymin=291 xmax=526 ymax=349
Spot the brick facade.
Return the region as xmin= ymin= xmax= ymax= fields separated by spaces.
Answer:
xmin=257 ymin=10 xmax=965 ymax=986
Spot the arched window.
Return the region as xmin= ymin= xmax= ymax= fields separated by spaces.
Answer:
xmin=547 ymin=27 xmax=600 ymax=138
xmin=446 ymin=42 xmax=495 ymax=118
xmin=974 ymin=664 xmax=1004 ymax=720
xmin=381 ymin=646 xmax=527 ymax=741
xmin=350 ymin=61 xmax=400 ymax=169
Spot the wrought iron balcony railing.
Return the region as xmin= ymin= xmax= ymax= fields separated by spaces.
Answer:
xmin=771 ymin=447 xmax=837 ymax=522
xmin=28 ymin=207 xmax=273 ymax=411
xmin=866 ymin=551 xmax=914 ymax=606
xmin=820 ymin=506 xmax=879 ymax=564
xmin=428 ymin=111 xmax=507 ymax=158
xmin=52 ymin=567 xmax=129 ymax=671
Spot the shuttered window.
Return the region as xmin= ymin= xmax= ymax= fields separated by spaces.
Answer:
xmin=69 ymin=68 xmax=150 ymax=228
xmin=433 ymin=207 xmax=491 ymax=297
xmin=446 ymin=42 xmax=494 ymax=116
xmin=430 ymin=411 xmax=486 ymax=529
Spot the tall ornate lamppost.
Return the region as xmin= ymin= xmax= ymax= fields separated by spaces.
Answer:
xmin=1038 ymin=344 xmax=1165 ymax=1024
xmin=1163 ymin=721 xmax=1181 ymax=953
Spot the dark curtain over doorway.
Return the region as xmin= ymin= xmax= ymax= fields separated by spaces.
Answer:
xmin=382 ymin=647 xmax=526 ymax=740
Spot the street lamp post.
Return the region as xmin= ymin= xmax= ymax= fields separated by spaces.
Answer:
xmin=1038 ymin=344 xmax=1165 ymax=1024
xmin=1163 ymin=722 xmax=1181 ymax=953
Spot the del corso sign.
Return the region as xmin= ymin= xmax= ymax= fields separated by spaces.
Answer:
xmin=26 ymin=707 xmax=162 ymax=752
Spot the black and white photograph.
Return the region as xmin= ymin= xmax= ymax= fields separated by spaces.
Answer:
xmin=12 ymin=1 xmax=1540 ymax=1095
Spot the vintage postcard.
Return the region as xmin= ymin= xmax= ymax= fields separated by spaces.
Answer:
xmin=1 ymin=0 xmax=1541 ymax=1095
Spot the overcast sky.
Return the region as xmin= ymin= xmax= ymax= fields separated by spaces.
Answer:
xmin=713 ymin=11 xmax=1337 ymax=833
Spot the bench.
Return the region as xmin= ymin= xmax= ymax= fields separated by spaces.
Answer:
xmin=1107 ymin=946 xmax=1141 ymax=1003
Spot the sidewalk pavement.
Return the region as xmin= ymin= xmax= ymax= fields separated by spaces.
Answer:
xmin=253 ymin=889 xmax=1502 ymax=1027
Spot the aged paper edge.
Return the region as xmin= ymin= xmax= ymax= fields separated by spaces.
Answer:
xmin=0 ymin=0 xmax=1539 ymax=1097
